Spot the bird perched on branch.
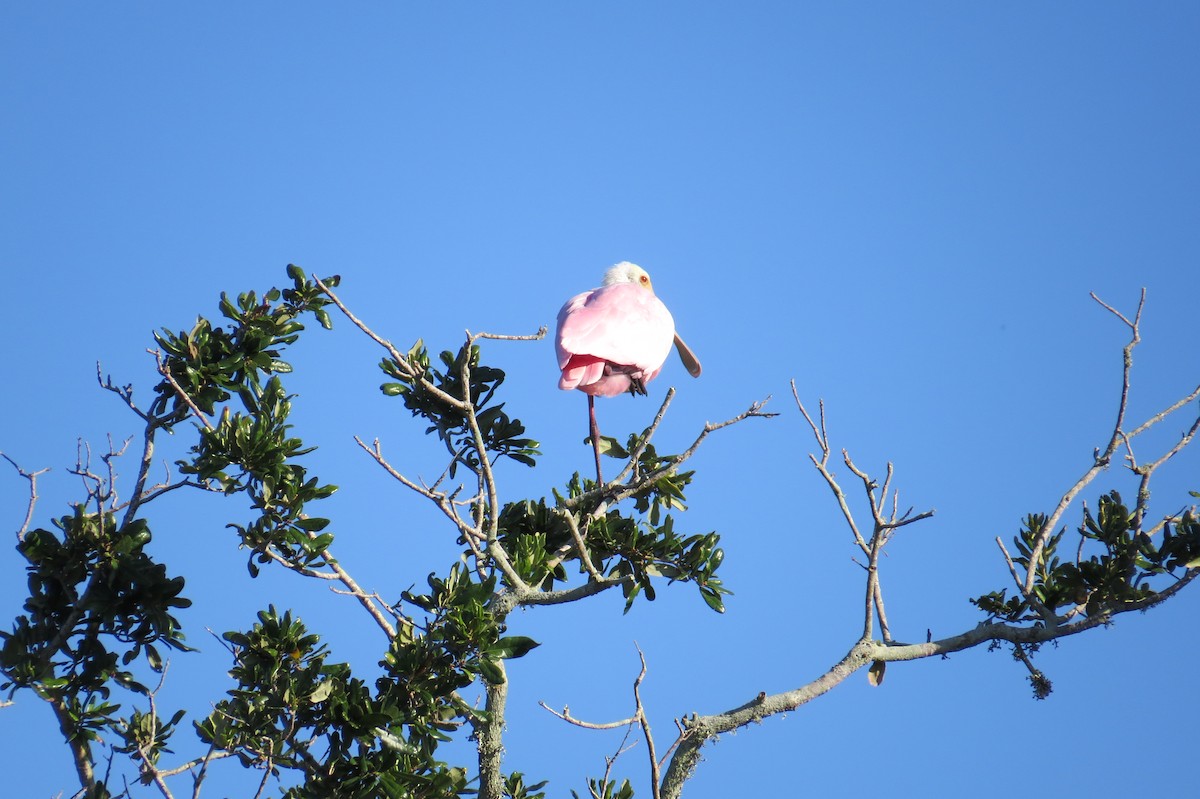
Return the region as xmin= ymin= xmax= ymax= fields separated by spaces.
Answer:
xmin=555 ymin=261 xmax=702 ymax=482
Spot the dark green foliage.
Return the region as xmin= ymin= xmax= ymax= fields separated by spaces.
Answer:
xmin=182 ymin=374 xmax=339 ymax=576
xmin=496 ymin=499 xmax=573 ymax=589
xmin=495 ymin=460 xmax=731 ymax=614
xmin=2 ymin=506 xmax=190 ymax=697
xmin=156 ymin=267 xmax=342 ymax=577
xmin=572 ymin=777 xmax=635 ymax=799
xmin=556 ymin=436 xmax=730 ymax=614
xmin=0 ymin=505 xmax=190 ymax=796
xmin=197 ymin=607 xmax=469 ymax=799
xmin=380 ymin=340 xmax=541 ymax=475
xmin=27 ymin=265 xmax=1191 ymax=798
xmin=115 ymin=706 xmax=187 ymax=777
xmin=2 ymin=267 xmax=575 ymax=796
xmin=505 ymin=772 xmax=549 ymax=799
xmin=972 ymin=492 xmax=1200 ymax=625
xmin=971 ymin=491 xmax=1200 ymax=698
xmin=1139 ymin=508 xmax=1200 ymax=572
xmin=0 ymin=267 xmax=350 ymax=796
xmin=397 ymin=564 xmax=519 ymax=689
xmin=152 ymin=265 xmax=336 ymax=423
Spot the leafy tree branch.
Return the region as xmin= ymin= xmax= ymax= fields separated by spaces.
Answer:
xmin=2 ymin=270 xmax=1195 ymax=799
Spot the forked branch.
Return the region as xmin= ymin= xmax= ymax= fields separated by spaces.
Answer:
xmin=660 ymin=292 xmax=1198 ymax=799
xmin=2 ymin=453 xmax=49 ymax=543
xmin=1018 ymin=291 xmax=1200 ymax=614
xmin=541 ymin=645 xmax=662 ymax=799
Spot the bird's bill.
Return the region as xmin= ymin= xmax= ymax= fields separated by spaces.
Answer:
xmin=673 ymin=333 xmax=702 ymax=378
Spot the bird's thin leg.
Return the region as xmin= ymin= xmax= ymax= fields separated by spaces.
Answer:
xmin=588 ymin=394 xmax=604 ymax=484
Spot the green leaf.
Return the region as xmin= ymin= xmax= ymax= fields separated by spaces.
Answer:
xmin=701 ymin=589 xmax=726 ymax=614
xmin=595 ymin=436 xmax=629 ymax=459
xmin=478 ymin=657 xmax=505 ymax=685
xmin=308 ymin=680 xmax=334 ymax=704
xmin=490 ymin=636 xmax=541 ymax=660
xmin=145 ymin=643 xmax=163 ymax=672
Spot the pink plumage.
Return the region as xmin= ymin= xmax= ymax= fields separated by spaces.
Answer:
xmin=555 ymin=262 xmax=701 ymax=482
xmin=556 ymin=265 xmax=675 ymax=397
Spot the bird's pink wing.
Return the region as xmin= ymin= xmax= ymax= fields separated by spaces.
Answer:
xmin=556 ymin=283 xmax=675 ymax=373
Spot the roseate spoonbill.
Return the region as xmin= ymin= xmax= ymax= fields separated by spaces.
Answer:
xmin=555 ymin=262 xmax=701 ymax=482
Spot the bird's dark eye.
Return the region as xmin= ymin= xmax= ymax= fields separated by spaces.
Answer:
xmin=640 ymin=275 xmax=649 ymax=284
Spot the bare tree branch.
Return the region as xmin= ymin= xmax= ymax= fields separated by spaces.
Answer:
xmin=540 ymin=645 xmax=662 ymax=799
xmin=2 ymin=452 xmax=50 ymax=543
xmin=96 ymin=365 xmax=164 ymax=530
xmin=633 ymin=645 xmax=661 ymax=799
xmin=1022 ymin=292 xmax=1144 ymax=603
xmin=661 ymin=566 xmax=1197 ymax=799
xmin=581 ymin=397 xmax=776 ymax=514
xmin=555 ymin=507 xmax=603 ymax=582
xmin=538 ymin=702 xmax=639 ymax=731
xmin=792 ymin=384 xmax=870 ymax=554
xmin=468 ymin=328 xmax=549 ymax=343
xmin=313 ymin=274 xmax=473 ymax=413
xmin=661 ymin=291 xmax=1199 ymax=798
xmin=353 ymin=436 xmax=492 ymax=573
xmin=612 ymin=388 xmax=676 ymax=485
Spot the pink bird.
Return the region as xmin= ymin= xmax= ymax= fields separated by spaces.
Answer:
xmin=556 ymin=262 xmax=702 ymax=482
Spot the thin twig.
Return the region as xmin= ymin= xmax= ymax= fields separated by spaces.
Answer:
xmin=879 ymin=510 xmax=936 ymax=531
xmin=97 ymin=363 xmax=152 ymax=423
xmin=460 ymin=331 xmax=528 ymax=592
xmin=153 ymin=748 xmax=235 ymax=779
xmin=2 ymin=453 xmax=50 ymax=543
xmin=257 ymin=547 xmax=338 ymax=580
xmin=152 ymin=350 xmax=214 ymax=431
xmin=190 ymin=744 xmax=223 ymax=799
xmin=468 ymin=328 xmax=548 ymax=343
xmin=354 ymin=437 xmax=486 ymax=559
xmin=632 ymin=644 xmax=661 ymax=799
xmin=538 ymin=702 xmax=638 ymax=730
xmin=613 ymin=388 xmax=676 ymax=485
xmin=1022 ymin=292 xmax=1145 ymax=601
xmin=995 ymin=536 xmax=1024 ymax=590
xmin=313 ymin=274 xmax=470 ymax=412
xmin=1127 ymin=383 xmax=1200 ymax=438
xmin=791 ymin=381 xmax=827 ymax=452
xmin=97 ymin=364 xmax=167 ymax=530
xmin=556 ymin=509 xmax=603 ymax=582
xmin=587 ymin=398 xmax=776 ymax=513
xmin=603 ymin=725 xmax=640 ymax=790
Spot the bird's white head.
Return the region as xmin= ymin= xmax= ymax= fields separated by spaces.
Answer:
xmin=601 ymin=261 xmax=654 ymax=292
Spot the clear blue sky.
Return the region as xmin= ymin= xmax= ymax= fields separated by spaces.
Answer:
xmin=2 ymin=4 xmax=1198 ymax=797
